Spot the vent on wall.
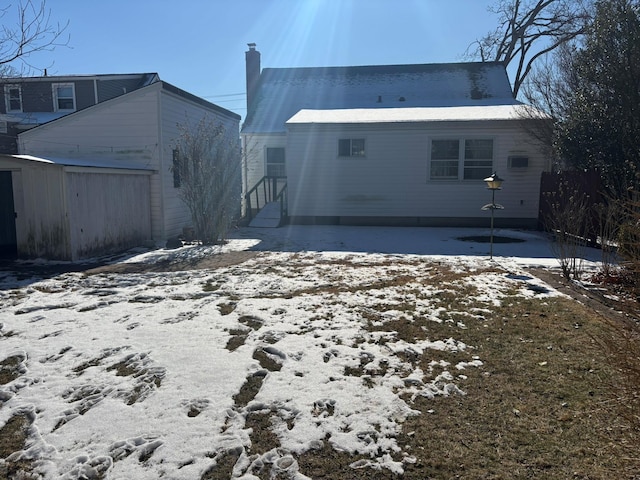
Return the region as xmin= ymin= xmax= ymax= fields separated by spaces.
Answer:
xmin=508 ymin=155 xmax=529 ymax=168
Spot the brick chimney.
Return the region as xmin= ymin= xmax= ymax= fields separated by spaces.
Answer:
xmin=245 ymin=43 xmax=261 ymax=114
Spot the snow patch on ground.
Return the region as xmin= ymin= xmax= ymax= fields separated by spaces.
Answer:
xmin=0 ymin=226 xmax=604 ymax=478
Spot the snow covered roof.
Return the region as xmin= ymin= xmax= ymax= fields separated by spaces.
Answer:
xmin=242 ymin=62 xmax=518 ymax=134
xmin=286 ymin=104 xmax=544 ymax=125
xmin=5 ymin=154 xmax=154 ymax=171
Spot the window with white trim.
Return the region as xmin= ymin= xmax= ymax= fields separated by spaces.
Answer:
xmin=4 ymin=85 xmax=22 ymax=112
xmin=463 ymin=139 xmax=494 ymax=179
xmin=430 ymin=139 xmax=459 ymax=179
xmin=52 ymin=83 xmax=76 ymax=111
xmin=338 ymin=138 xmax=365 ymax=157
xmin=266 ymin=147 xmax=286 ymax=177
xmin=429 ymin=138 xmax=494 ymax=180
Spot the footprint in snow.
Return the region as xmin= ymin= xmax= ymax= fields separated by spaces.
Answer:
xmin=53 ymin=384 xmax=114 ymax=431
xmin=60 ymin=455 xmax=112 ymax=480
xmin=183 ymin=398 xmax=211 ymax=417
xmin=108 ymin=436 xmax=163 ymax=463
xmin=252 ymin=346 xmax=285 ymax=372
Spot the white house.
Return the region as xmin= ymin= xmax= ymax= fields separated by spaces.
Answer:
xmin=240 ymin=44 xmax=549 ymax=228
xmin=0 ymin=79 xmax=240 ymax=260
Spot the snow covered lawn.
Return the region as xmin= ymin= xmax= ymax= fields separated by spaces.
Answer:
xmin=0 ymin=226 xmax=621 ymax=479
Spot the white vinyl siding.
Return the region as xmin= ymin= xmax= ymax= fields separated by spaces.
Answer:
xmin=19 ymin=87 xmax=161 ymax=237
xmin=160 ymin=88 xmax=240 ymax=240
xmin=285 ymin=121 xmax=546 ymax=221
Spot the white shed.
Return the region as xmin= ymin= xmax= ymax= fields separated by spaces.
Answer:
xmin=285 ymin=105 xmax=550 ymax=228
xmin=6 ymin=81 xmax=240 ymax=259
xmin=0 ymin=155 xmax=152 ymax=260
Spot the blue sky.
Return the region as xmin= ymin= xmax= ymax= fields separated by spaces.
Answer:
xmin=15 ymin=1 xmax=499 ymax=119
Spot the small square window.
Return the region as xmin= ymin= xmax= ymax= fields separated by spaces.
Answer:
xmin=338 ymin=138 xmax=365 ymax=157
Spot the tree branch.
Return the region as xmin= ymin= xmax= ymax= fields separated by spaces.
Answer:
xmin=0 ymin=0 xmax=69 ymax=74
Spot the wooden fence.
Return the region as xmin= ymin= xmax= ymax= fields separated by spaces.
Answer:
xmin=538 ymin=170 xmax=603 ymax=245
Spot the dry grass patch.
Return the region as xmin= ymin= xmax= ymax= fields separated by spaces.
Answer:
xmin=284 ymin=262 xmax=638 ymax=478
xmin=397 ymin=295 xmax=638 ymax=478
xmin=0 ymin=354 xmax=25 ymax=386
xmin=0 ymin=413 xmax=36 ymax=479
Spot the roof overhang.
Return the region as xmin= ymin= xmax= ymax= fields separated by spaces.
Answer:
xmin=286 ymin=105 xmax=549 ymax=125
xmin=2 ymin=154 xmax=155 ymax=173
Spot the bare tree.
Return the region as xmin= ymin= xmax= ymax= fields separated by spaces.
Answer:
xmin=467 ymin=0 xmax=591 ymax=97
xmin=171 ymin=116 xmax=241 ymax=244
xmin=542 ymin=179 xmax=592 ymax=280
xmin=0 ymin=0 xmax=69 ymax=76
xmin=594 ymin=197 xmax=623 ymax=277
xmin=514 ymin=42 xmax=577 ymax=166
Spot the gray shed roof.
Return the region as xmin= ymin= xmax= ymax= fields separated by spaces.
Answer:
xmin=6 ymin=154 xmax=154 ymax=171
xmin=242 ymin=61 xmax=517 ymax=134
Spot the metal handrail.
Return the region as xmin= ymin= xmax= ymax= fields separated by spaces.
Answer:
xmin=275 ymin=183 xmax=288 ymax=222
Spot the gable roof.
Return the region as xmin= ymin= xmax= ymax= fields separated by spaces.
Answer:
xmin=242 ymin=61 xmax=517 ymax=134
xmin=18 ymin=80 xmax=240 ymax=136
xmin=160 ymin=82 xmax=241 ymax=120
xmin=0 ymin=73 xmax=162 ymax=128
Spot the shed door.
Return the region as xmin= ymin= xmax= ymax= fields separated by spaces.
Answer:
xmin=0 ymin=171 xmax=17 ymax=256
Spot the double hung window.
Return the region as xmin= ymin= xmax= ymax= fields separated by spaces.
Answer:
xmin=463 ymin=139 xmax=494 ymax=180
xmin=53 ymin=83 xmax=76 ymax=111
xmin=4 ymin=85 xmax=22 ymax=112
xmin=430 ymin=138 xmax=493 ymax=181
xmin=266 ymin=147 xmax=286 ymax=177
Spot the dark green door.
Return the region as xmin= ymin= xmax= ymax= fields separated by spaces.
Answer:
xmin=0 ymin=171 xmax=17 ymax=256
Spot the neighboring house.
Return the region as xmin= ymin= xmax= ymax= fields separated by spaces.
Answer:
xmin=0 ymin=76 xmax=240 ymax=260
xmin=0 ymin=73 xmax=159 ymax=153
xmin=240 ymin=44 xmax=550 ymax=228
